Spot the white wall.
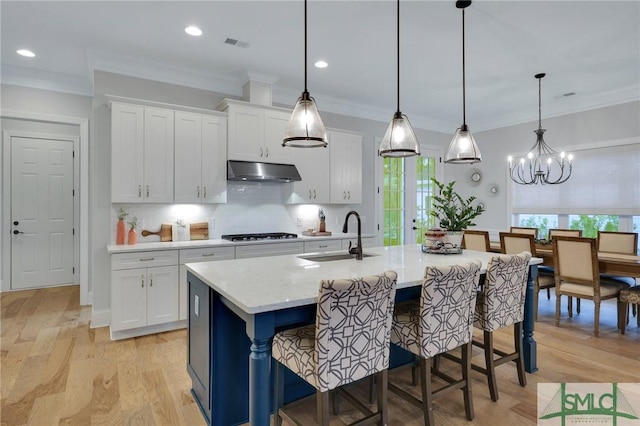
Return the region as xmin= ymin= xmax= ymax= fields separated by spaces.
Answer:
xmin=443 ymin=101 xmax=640 ymax=234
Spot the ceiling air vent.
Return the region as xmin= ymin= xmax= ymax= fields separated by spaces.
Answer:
xmin=224 ymin=38 xmax=249 ymax=48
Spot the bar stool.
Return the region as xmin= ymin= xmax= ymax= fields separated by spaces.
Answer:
xmin=388 ymin=261 xmax=481 ymax=426
xmin=618 ymin=286 xmax=640 ymax=334
xmin=271 ymin=271 xmax=398 ymax=426
xmin=472 ymin=252 xmax=532 ymax=401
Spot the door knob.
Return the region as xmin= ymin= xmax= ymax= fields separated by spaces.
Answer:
xmin=411 ymin=226 xmax=418 ymax=230
xmin=13 ymin=221 xmax=19 ymax=226
xmin=13 ymin=230 xmax=24 ymax=235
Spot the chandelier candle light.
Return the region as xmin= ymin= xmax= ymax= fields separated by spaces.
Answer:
xmin=445 ymin=0 xmax=481 ymax=164
xmin=508 ymin=73 xmax=573 ymax=185
xmin=378 ymin=0 xmax=420 ymax=158
xmin=282 ymin=0 xmax=327 ymax=148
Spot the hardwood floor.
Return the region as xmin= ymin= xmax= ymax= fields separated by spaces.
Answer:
xmin=1 ymin=285 xmax=638 ymax=425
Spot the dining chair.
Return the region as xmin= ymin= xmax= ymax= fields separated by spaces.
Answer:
xmin=389 ymin=261 xmax=481 ymax=426
xmin=509 ymin=227 xmax=538 ymax=239
xmin=500 ymin=232 xmax=555 ymax=320
xmin=472 ymin=252 xmax=532 ymax=401
xmin=462 ymin=230 xmax=491 ymax=252
xmin=596 ymin=231 xmax=638 ymax=318
xmin=553 ymin=236 xmax=628 ymax=337
xmin=271 ymin=271 xmax=398 ymax=426
xmin=548 ymin=229 xmax=582 ymax=239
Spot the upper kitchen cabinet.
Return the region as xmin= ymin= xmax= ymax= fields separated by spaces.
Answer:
xmin=111 ymin=102 xmax=174 ymax=203
xmin=221 ymin=100 xmax=292 ymax=164
xmin=329 ymin=130 xmax=363 ymax=204
xmin=174 ymin=111 xmax=227 ymax=203
xmin=286 ymin=144 xmax=330 ymax=204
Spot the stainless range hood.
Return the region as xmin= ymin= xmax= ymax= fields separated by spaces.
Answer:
xmin=227 ymin=160 xmax=301 ymax=182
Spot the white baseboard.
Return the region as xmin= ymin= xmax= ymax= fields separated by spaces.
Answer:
xmin=110 ymin=320 xmax=187 ymax=341
xmin=90 ymin=308 xmax=111 ymax=329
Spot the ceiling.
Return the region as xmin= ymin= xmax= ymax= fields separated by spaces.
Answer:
xmin=2 ymin=1 xmax=639 ymax=132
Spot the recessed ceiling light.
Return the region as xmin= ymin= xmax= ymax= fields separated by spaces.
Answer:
xmin=17 ymin=49 xmax=35 ymax=58
xmin=314 ymin=60 xmax=328 ymax=69
xmin=185 ymin=26 xmax=203 ymax=37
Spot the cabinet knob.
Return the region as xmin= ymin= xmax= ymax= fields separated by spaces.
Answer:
xmin=203 ymin=187 xmax=207 ymax=198
xmin=347 ymin=191 xmax=351 ymax=200
xmin=265 ymin=147 xmax=269 ymax=157
xmin=141 ymin=276 xmax=145 ymax=288
xmin=149 ymin=275 xmax=153 ymax=287
xmin=146 ymin=185 xmax=150 ymax=197
xmin=138 ymin=185 xmax=142 ymax=197
xmin=197 ymin=186 xmax=200 ymax=198
xmin=260 ymin=147 xmax=264 ymax=157
xmin=313 ymin=190 xmax=317 ymax=199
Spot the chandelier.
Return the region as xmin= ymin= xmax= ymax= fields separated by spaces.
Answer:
xmin=508 ymin=73 xmax=573 ymax=185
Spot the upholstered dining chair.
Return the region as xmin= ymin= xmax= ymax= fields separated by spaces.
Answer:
xmin=541 ymin=229 xmax=583 ymax=305
xmin=553 ymin=236 xmax=628 ymax=337
xmin=596 ymin=231 xmax=638 ymax=318
xmin=500 ymin=232 xmax=555 ymax=320
xmin=549 ymin=229 xmax=582 ymax=239
xmin=389 ymin=261 xmax=481 ymax=426
xmin=510 ymin=227 xmax=538 ymax=239
xmin=471 ymin=252 xmax=532 ymax=402
xmin=272 ymin=271 xmax=398 ymax=426
xmin=462 ymin=230 xmax=491 ymax=252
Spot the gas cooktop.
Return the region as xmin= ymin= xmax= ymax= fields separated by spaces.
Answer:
xmin=220 ymin=232 xmax=298 ymax=242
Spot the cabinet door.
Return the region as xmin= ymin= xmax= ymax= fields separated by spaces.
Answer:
xmin=227 ymin=105 xmax=263 ymax=161
xmin=264 ymin=110 xmax=292 ymax=164
xmin=146 ymin=265 xmax=179 ymax=326
xmin=174 ymin=111 xmax=202 ymax=203
xmin=144 ymin=108 xmax=174 ymax=203
xmin=201 ymin=115 xmax=227 ymax=203
xmin=288 ymin=146 xmax=330 ymax=204
xmin=111 ymin=103 xmax=144 ymax=202
xmin=111 ymin=268 xmax=147 ymax=331
xmin=329 ymin=131 xmax=362 ymax=204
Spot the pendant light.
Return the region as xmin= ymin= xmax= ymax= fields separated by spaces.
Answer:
xmin=378 ymin=0 xmax=420 ymax=158
xmin=283 ymin=0 xmax=327 ymax=148
xmin=445 ymin=0 xmax=481 ymax=164
xmin=508 ymin=73 xmax=573 ymax=185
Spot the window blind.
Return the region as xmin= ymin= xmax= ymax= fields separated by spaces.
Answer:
xmin=512 ymin=142 xmax=640 ymax=215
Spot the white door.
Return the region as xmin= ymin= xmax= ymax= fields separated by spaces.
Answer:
xmin=11 ymin=137 xmax=74 ymax=289
xmin=379 ymin=147 xmax=441 ymax=246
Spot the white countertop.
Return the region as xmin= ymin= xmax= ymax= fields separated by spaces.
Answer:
xmin=106 ymin=233 xmax=373 ymax=254
xmin=186 ymin=245 xmax=543 ymax=315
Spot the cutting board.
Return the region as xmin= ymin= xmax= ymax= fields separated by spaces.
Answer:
xmin=302 ymin=231 xmax=332 ymax=236
xmin=141 ymin=224 xmax=173 ymax=242
xmin=190 ymin=222 xmax=209 ymax=240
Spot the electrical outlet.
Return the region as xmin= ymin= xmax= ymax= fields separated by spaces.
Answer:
xmin=297 ymin=217 xmax=302 ymax=227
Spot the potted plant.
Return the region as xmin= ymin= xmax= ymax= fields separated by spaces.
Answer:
xmin=429 ymin=177 xmax=484 ymax=248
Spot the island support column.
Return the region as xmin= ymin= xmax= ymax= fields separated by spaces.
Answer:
xmin=246 ymin=312 xmax=276 ymax=426
xmin=523 ymin=264 xmax=539 ymax=373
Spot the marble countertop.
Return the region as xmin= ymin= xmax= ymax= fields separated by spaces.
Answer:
xmin=186 ymin=245 xmax=543 ymax=315
xmin=107 ymin=233 xmax=374 ymax=254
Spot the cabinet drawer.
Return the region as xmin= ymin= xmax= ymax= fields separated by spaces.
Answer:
xmin=303 ymin=240 xmax=342 ymax=253
xmin=180 ymin=246 xmax=235 ymax=264
xmin=341 ymin=237 xmax=375 ymax=250
xmin=111 ymin=250 xmax=178 ymax=270
xmin=235 ymin=242 xmax=303 ymax=259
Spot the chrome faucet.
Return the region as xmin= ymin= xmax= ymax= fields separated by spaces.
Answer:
xmin=342 ymin=210 xmax=363 ymax=260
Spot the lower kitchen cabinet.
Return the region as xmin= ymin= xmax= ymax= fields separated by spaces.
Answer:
xmin=303 ymin=239 xmax=342 ymax=253
xmin=235 ymin=241 xmax=303 ymax=259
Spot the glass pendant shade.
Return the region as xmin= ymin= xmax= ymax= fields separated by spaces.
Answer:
xmin=379 ymin=112 xmax=420 ymax=157
xmin=283 ymin=91 xmax=327 ymax=148
xmin=445 ymin=125 xmax=481 ymax=164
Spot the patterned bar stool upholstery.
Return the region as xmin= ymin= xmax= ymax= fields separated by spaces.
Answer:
xmin=618 ymin=286 xmax=640 ymax=334
xmin=271 ymin=271 xmax=398 ymax=426
xmin=389 ymin=261 xmax=481 ymax=426
xmin=472 ymin=252 xmax=532 ymax=402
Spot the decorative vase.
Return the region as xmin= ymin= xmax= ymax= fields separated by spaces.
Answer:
xmin=445 ymin=230 xmax=465 ymax=249
xmin=116 ymin=219 xmax=126 ymax=245
xmin=127 ymin=228 xmax=137 ymax=245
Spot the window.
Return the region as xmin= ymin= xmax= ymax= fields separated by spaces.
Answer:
xmin=518 ymin=215 xmax=558 ymax=240
xmin=568 ymin=215 xmax=618 ymax=238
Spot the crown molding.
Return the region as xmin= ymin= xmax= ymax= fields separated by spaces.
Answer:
xmin=0 ymin=64 xmax=93 ymax=96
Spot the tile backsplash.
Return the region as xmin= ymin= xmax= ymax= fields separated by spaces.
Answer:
xmin=111 ymin=182 xmax=357 ymax=243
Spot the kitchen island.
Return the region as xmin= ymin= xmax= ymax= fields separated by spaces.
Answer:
xmin=186 ymin=244 xmax=542 ymax=426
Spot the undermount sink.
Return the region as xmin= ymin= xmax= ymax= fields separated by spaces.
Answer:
xmin=298 ymin=252 xmax=377 ymax=262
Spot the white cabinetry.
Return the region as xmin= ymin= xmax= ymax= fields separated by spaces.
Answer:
xmin=178 ymin=246 xmax=235 ymax=320
xmin=224 ymin=101 xmax=292 ymax=164
xmin=235 ymin=242 xmax=303 ymax=259
xmin=111 ymin=103 xmax=174 ymax=203
xmin=303 ymin=239 xmax=342 ymax=253
xmin=341 ymin=236 xmax=375 ymax=250
xmin=174 ymin=112 xmax=227 ymax=203
xmin=111 ymin=250 xmax=179 ymax=336
xmin=329 ymin=130 xmax=363 ymax=204
xmin=287 ymin=145 xmax=330 ymax=204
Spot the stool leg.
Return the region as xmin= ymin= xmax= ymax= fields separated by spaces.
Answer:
xmin=317 ymin=390 xmax=330 ymax=426
xmin=420 ymin=357 xmax=435 ymax=426
xmin=577 ymin=297 xmax=581 ymax=314
xmin=484 ymin=329 xmax=499 ymax=402
xmin=377 ymin=370 xmax=389 ymax=426
xmin=514 ymin=322 xmax=526 ymax=387
xmin=618 ymin=300 xmax=628 ymax=334
xmin=274 ymin=361 xmax=284 ymax=426
xmin=462 ymin=341 xmax=475 ymax=420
